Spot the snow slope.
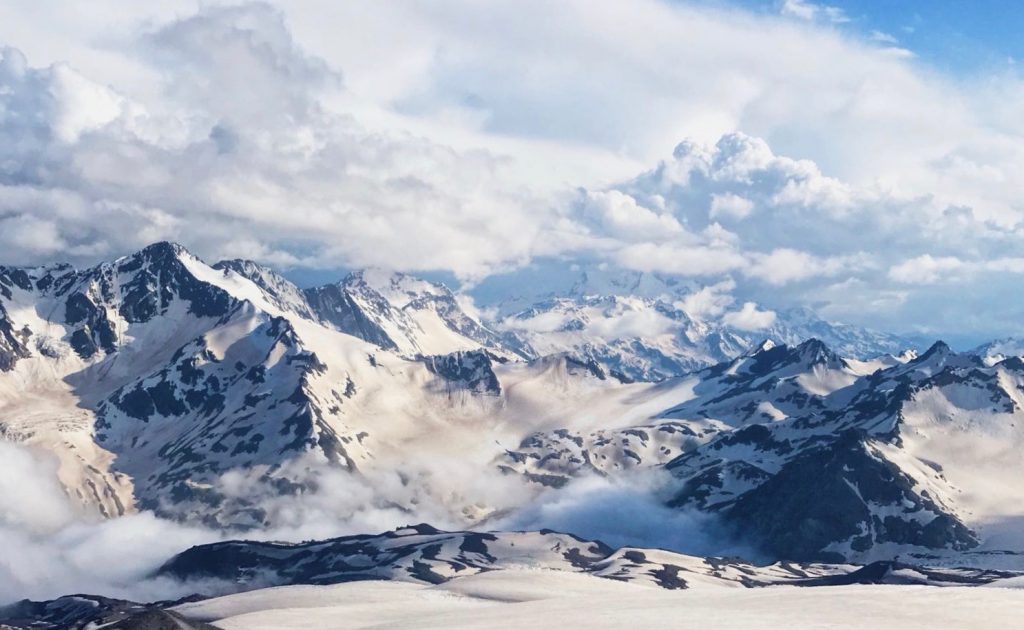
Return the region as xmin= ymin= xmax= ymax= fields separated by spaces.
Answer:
xmin=7 ymin=524 xmax=1024 ymax=628
xmin=176 ymin=574 xmax=1024 ymax=630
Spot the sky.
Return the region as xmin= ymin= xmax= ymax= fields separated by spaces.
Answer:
xmin=726 ymin=0 xmax=1024 ymax=72
xmin=1 ymin=0 xmax=1024 ymax=343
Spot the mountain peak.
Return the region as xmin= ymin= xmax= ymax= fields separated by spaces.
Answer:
xmin=794 ymin=338 xmax=841 ymax=366
xmin=918 ymin=340 xmax=952 ymax=361
xmin=747 ymin=339 xmax=777 ymax=356
xmin=344 ymin=268 xmax=451 ymax=308
xmin=135 ymin=241 xmax=190 ymax=260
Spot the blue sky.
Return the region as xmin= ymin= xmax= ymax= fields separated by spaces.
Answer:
xmin=836 ymin=0 xmax=1024 ymax=70
xmin=1 ymin=0 xmax=1024 ymax=343
xmin=723 ymin=0 xmax=1024 ymax=72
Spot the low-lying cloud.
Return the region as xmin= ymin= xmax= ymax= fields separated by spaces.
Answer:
xmin=0 ymin=440 xmax=751 ymax=605
xmin=497 ymin=470 xmax=758 ymax=559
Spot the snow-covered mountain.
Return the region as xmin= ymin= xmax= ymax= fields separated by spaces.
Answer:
xmin=507 ymin=338 xmax=1024 ymax=563
xmin=494 ymin=295 xmax=915 ymax=382
xmin=500 ymin=338 xmax=896 ymax=484
xmin=5 ymin=524 xmax=1023 ymax=629
xmin=307 ymin=269 xmax=527 ymax=358
xmin=0 ymin=242 xmax=536 ymax=526
xmin=155 ymin=523 xmax=1024 ymax=592
xmin=970 ymin=337 xmax=1024 ymax=367
xmin=4 ymin=241 xmax=1024 ymax=574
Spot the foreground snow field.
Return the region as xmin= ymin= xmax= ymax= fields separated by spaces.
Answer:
xmin=174 ymin=569 xmax=1024 ymax=629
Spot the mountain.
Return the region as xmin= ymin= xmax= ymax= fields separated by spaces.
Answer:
xmin=4 ymin=241 xmax=1024 ymax=572
xmin=509 ymin=337 xmax=1024 ymax=563
xmin=306 ymin=269 xmax=527 ymax=358
xmin=0 ymin=242 xmax=537 ymax=525
xmin=0 ymin=595 xmax=213 ymax=630
xmin=662 ymin=342 xmax=994 ymax=561
xmin=5 ymin=524 xmax=1023 ymax=629
xmin=154 ymin=523 xmax=1021 ymax=590
xmin=495 ymin=295 xmax=747 ymax=382
xmin=971 ymin=337 xmax=1024 ymax=367
xmin=500 ymin=338 xmax=877 ymax=486
xmin=493 ymin=296 xmax=916 ymax=382
xmin=467 ymin=262 xmax=701 ymax=317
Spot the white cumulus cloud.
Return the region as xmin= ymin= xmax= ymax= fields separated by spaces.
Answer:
xmin=723 ymin=302 xmax=778 ymax=331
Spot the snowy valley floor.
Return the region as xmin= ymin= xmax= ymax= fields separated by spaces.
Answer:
xmin=174 ymin=569 xmax=1024 ymax=629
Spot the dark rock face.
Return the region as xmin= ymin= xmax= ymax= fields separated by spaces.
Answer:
xmin=304 ymin=283 xmax=400 ymax=350
xmin=565 ymin=354 xmax=610 ymax=380
xmin=6 ymin=534 xmax=1022 ymax=630
xmin=657 ymin=339 xmax=843 ymax=427
xmin=423 ymin=350 xmax=501 ymax=395
xmin=793 ymin=560 xmax=1022 ymax=587
xmin=501 ymin=419 xmax=713 ymax=485
xmin=724 ymin=431 xmax=978 ymax=562
xmin=0 ymin=268 xmax=35 ymax=371
xmin=64 ymin=291 xmax=118 ymax=359
xmin=2 ymin=242 xmax=235 ymax=361
xmin=0 ymin=594 xmax=216 ymax=630
xmin=93 ymin=315 xmax=355 ymax=525
xmin=0 ymin=303 xmax=30 ymax=371
xmin=157 ymin=526 xmax=1024 ymax=594
xmin=669 ymin=460 xmax=770 ymax=511
xmin=60 ymin=242 xmax=234 ymax=356
xmin=661 ymin=339 xmax=999 ymax=562
xmin=305 ymin=271 xmax=528 ymax=360
xmin=115 ymin=242 xmax=233 ymax=323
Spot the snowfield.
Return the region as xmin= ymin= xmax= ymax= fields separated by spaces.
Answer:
xmin=175 ymin=569 xmax=1024 ymax=629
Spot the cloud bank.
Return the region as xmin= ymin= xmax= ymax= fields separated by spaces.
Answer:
xmin=1 ymin=1 xmax=1024 ymax=335
xmin=0 ymin=440 xmax=740 ymax=604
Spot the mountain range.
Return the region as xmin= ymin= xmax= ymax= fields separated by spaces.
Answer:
xmin=6 ymin=523 xmax=1024 ymax=629
xmin=4 ymin=242 xmax=1024 ymax=625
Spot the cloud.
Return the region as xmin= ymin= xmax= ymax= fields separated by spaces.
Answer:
xmin=780 ymin=0 xmax=849 ymax=24
xmin=581 ymin=189 xmax=684 ymax=242
xmin=870 ymin=30 xmax=899 ymax=45
xmin=709 ymin=193 xmax=754 ymax=220
xmin=888 ymin=255 xmax=1024 ymax=285
xmin=583 ymin=308 xmax=679 ymax=340
xmin=0 ymin=215 xmax=67 ymax=254
xmin=1 ymin=1 xmax=1024 ymax=338
xmin=614 ymin=242 xmax=747 ymax=276
xmin=0 ymin=442 xmax=75 ymax=534
xmin=0 ymin=8 xmax=556 ymax=279
xmin=676 ymin=278 xmax=737 ymax=320
xmin=0 ymin=441 xmax=216 ymax=602
xmin=723 ymin=302 xmax=777 ymax=331
xmin=0 ymin=439 xmax=541 ymax=603
xmin=746 ymin=248 xmax=866 ymax=286
xmin=888 ymin=255 xmax=965 ymax=284
xmin=497 ymin=470 xmax=756 ymax=558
